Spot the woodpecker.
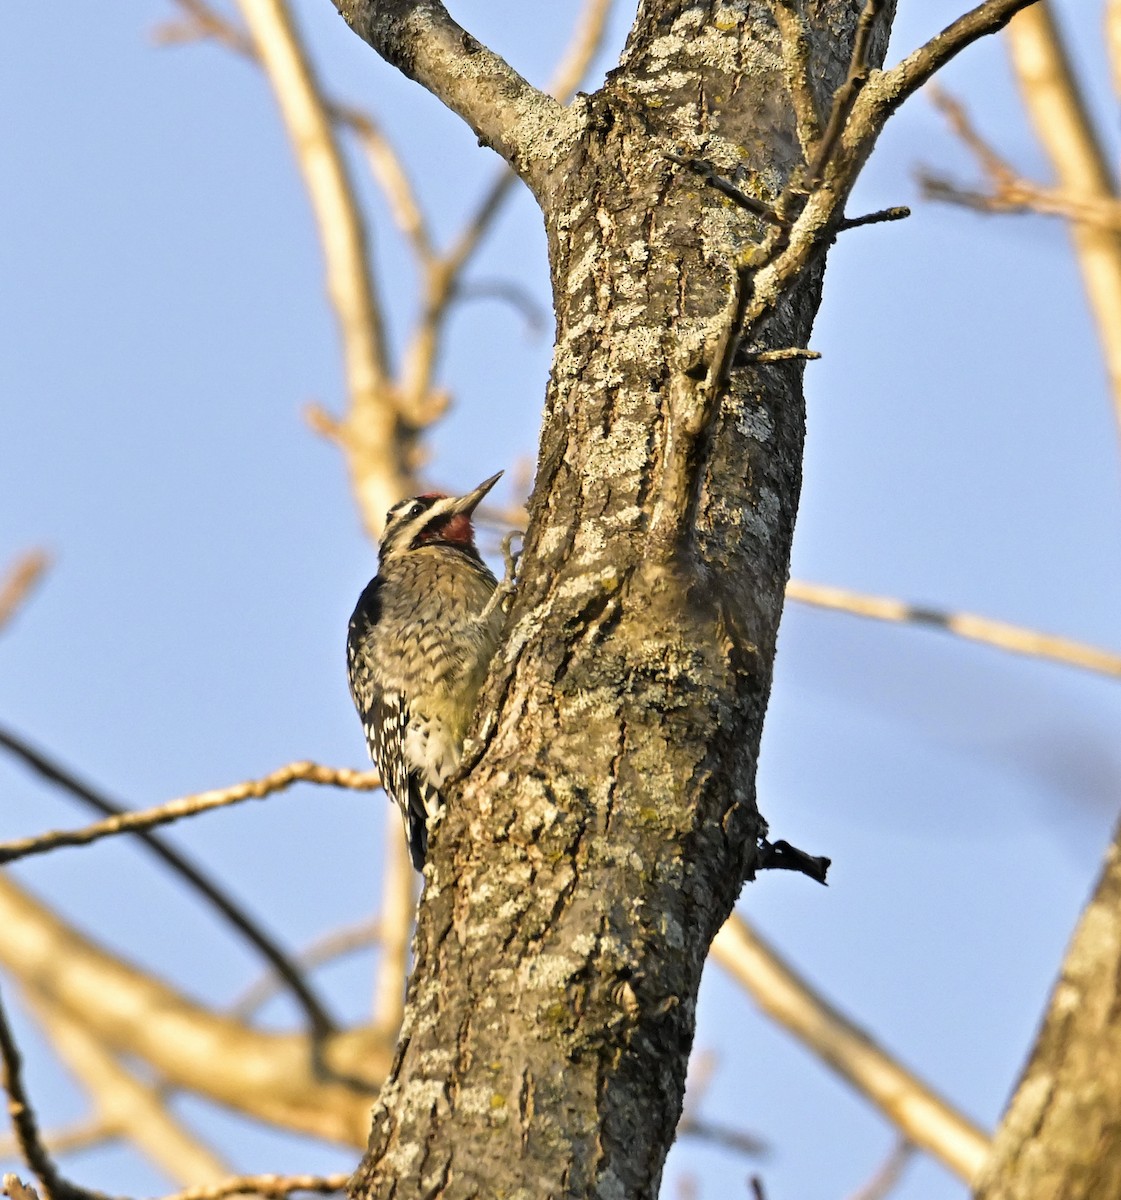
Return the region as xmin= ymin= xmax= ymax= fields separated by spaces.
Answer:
xmin=347 ymin=472 xmax=505 ymax=870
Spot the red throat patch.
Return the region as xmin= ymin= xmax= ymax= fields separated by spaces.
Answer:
xmin=413 ymin=510 xmax=475 ymax=546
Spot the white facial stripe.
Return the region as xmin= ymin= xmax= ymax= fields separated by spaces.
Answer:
xmin=388 ymin=495 xmax=462 ymax=555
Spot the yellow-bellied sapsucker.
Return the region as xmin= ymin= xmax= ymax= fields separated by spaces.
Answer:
xmin=347 ymin=472 xmax=504 ymax=870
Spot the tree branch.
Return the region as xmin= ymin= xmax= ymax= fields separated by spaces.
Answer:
xmin=0 ymin=876 xmax=387 ymax=1146
xmin=327 ymin=0 xmax=572 ymax=191
xmin=1005 ymin=1 xmax=1121 ymax=456
xmin=22 ymin=992 xmax=233 ymax=1187
xmin=710 ymin=915 xmax=989 ymax=1182
xmin=868 ymin=0 xmax=1041 ymax=117
xmin=236 ymin=0 xmax=413 ymax=536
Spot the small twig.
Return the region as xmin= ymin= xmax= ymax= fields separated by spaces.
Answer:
xmin=452 ymin=279 xmax=549 ymax=333
xmin=0 ymin=762 xmax=380 ymax=866
xmin=756 ymin=838 xmax=830 ymax=885
xmin=666 ymin=154 xmax=784 ymax=225
xmin=0 ymin=725 xmax=337 ymax=1037
xmin=741 ymin=347 xmax=821 ymax=364
xmin=677 ymin=1115 xmax=767 ymax=1158
xmin=844 ymin=1140 xmax=915 ymax=1200
xmin=837 ymin=205 xmax=910 ymax=230
xmin=0 ymin=552 xmax=50 ymax=637
xmin=230 ymin=919 xmax=380 ymax=1020
xmin=749 ymin=1178 xmax=767 ymax=1200
xmin=785 ymin=580 xmax=1121 ymax=680
xmin=807 ymin=0 xmax=882 ymax=184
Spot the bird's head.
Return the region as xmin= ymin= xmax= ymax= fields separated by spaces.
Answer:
xmin=378 ymin=471 xmax=503 ymax=562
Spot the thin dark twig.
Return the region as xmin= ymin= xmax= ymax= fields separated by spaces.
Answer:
xmin=838 ymin=205 xmax=910 ymax=230
xmin=807 ymin=0 xmax=882 ymax=184
xmin=677 ymin=1115 xmax=767 ymax=1158
xmin=666 ymin=155 xmax=784 ymax=225
xmin=0 ymin=726 xmax=337 ymax=1037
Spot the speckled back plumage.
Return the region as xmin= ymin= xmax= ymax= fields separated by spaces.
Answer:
xmin=347 ymin=525 xmax=502 ymax=870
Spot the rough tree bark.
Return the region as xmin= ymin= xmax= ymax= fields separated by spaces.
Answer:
xmin=323 ymin=1 xmax=1031 ymax=1197
xmin=973 ymin=816 xmax=1121 ymax=1200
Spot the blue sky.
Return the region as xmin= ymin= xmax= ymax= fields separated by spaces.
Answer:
xmin=2 ymin=3 xmax=1119 ymax=1198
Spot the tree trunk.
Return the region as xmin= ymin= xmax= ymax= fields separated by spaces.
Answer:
xmin=336 ymin=5 xmax=897 ymax=1196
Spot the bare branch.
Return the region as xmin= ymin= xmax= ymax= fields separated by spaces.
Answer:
xmin=330 ymin=102 xmax=434 ymax=265
xmin=1006 ymin=2 xmax=1121 ymax=452
xmin=1110 ymin=0 xmax=1121 ymax=102
xmin=0 ymin=725 xmax=336 ymax=1036
xmin=235 ymin=0 xmax=413 ymax=534
xmin=371 ymin=812 xmax=415 ymax=1036
xmin=785 ymin=580 xmax=1121 ymax=679
xmin=24 ymin=994 xmax=232 ymax=1187
xmin=867 ymin=0 xmax=1041 ymax=117
xmin=0 ymin=553 xmax=49 ymax=638
xmin=920 ymin=87 xmax=1121 ymax=230
xmin=0 ymin=762 xmax=380 ymax=865
xmin=153 ymin=0 xmax=255 ymax=56
xmin=806 ymin=0 xmax=883 ymax=185
xmin=0 ymin=876 xmax=387 ymax=1145
xmin=711 ymin=915 xmax=989 ymax=1182
xmin=328 ymin=0 xmax=569 ymax=191
xmin=675 ymin=1115 xmax=766 ymax=1158
xmin=974 ymin=818 xmax=1121 ymax=1197
xmin=728 ymin=3 xmax=1041 ymax=365
xmin=160 ymin=1175 xmax=348 ymax=1200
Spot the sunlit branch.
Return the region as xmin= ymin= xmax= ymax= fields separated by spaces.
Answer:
xmin=237 ymin=0 xmax=413 ymax=535
xmin=711 ymin=915 xmax=989 ymax=1182
xmin=0 ymin=725 xmax=336 ymax=1036
xmin=0 ymin=763 xmax=380 ymax=865
xmin=0 ymin=553 xmax=49 ymax=639
xmin=161 ymin=1174 xmax=348 ymax=1200
xmin=785 ymin=580 xmax=1121 ymax=679
xmin=0 ymin=876 xmax=386 ymax=1146
xmin=24 ymin=994 xmax=232 ymax=1187
xmin=1006 ymin=1 xmax=1121 ymax=453
xmin=0 ymin=1120 xmax=113 ymax=1164
xmin=327 ymin=0 xmax=563 ymax=188
xmin=371 ymin=814 xmax=415 ymax=1036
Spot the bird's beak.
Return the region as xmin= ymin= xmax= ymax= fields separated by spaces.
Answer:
xmin=449 ymin=470 xmax=503 ymax=515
